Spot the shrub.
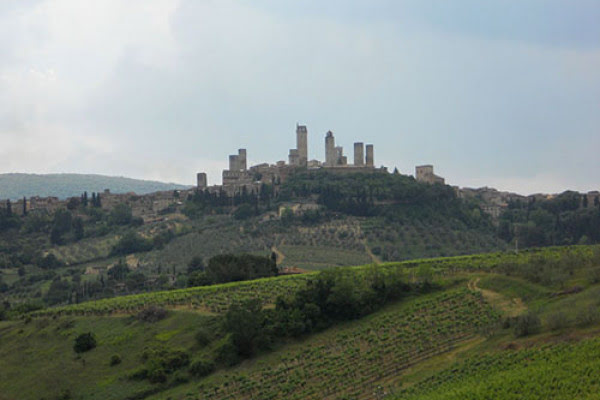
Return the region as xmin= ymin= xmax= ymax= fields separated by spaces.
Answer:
xmin=195 ymin=327 xmax=213 ymax=347
xmin=546 ymin=311 xmax=569 ymax=331
xmin=73 ymin=332 xmax=97 ymax=353
xmin=513 ymin=312 xmax=541 ymax=337
xmin=109 ymin=354 xmax=122 ymax=366
xmin=189 ymin=359 xmax=216 ymax=377
xmin=137 ymin=306 xmax=168 ymax=323
xmin=575 ymin=306 xmax=600 ymax=327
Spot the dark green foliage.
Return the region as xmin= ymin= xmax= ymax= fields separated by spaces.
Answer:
xmin=575 ymin=305 xmax=600 ymax=327
xmin=189 ymin=359 xmax=215 ymax=377
xmin=136 ymin=306 xmax=168 ymax=323
xmin=512 ymin=312 xmax=541 ymax=337
xmin=108 ymin=203 xmax=133 ymax=225
xmin=109 ymin=354 xmax=122 ymax=366
xmin=547 ymin=311 xmax=569 ymax=331
xmin=195 ymin=327 xmax=213 ymax=347
xmin=45 ymin=278 xmax=72 ymax=305
xmin=188 ymin=271 xmax=211 ymax=287
xmin=500 ymin=191 xmax=600 ymax=247
xmin=111 ymin=231 xmax=153 ymax=256
xmin=50 ymin=209 xmax=72 ymax=245
xmin=37 ymin=253 xmax=63 ymax=270
xmin=187 ymin=256 xmax=205 ymax=273
xmin=206 ymin=253 xmax=278 ymax=284
xmin=223 ymin=299 xmax=267 ymax=358
xmin=134 ymin=346 xmax=191 ymax=384
xmin=233 ymin=203 xmax=255 ymax=220
xmin=107 ymin=259 xmax=130 ymax=281
xmin=73 ymin=332 xmax=97 ymax=353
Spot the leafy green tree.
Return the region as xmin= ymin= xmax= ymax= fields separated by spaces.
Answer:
xmin=73 ymin=332 xmax=97 ymax=353
xmin=109 ymin=203 xmax=133 ymax=225
xmin=111 ymin=232 xmax=153 ymax=256
xmin=223 ymin=298 xmax=266 ymax=357
xmin=72 ymin=217 xmax=84 ymax=241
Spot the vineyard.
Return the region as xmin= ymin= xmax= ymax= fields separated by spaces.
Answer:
xmin=151 ymin=288 xmax=499 ymax=400
xmin=30 ymin=274 xmax=311 ymax=317
xmin=395 ymin=337 xmax=600 ymax=400
xmin=27 ymin=244 xmax=600 ymax=318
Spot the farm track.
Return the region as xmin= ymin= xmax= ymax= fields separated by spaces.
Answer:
xmin=468 ymin=276 xmax=527 ymax=317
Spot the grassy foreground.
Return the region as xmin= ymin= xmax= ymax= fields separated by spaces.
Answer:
xmin=1 ymin=244 xmax=600 ymax=399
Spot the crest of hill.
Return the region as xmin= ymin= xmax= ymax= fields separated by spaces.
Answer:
xmin=0 ymin=173 xmax=190 ymax=200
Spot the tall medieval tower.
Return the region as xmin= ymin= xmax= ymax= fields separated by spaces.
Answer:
xmin=296 ymin=124 xmax=308 ymax=167
xmin=325 ymin=131 xmax=335 ymax=166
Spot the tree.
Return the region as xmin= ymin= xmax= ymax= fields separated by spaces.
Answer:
xmin=233 ymin=203 xmax=254 ymax=220
xmin=5 ymin=200 xmax=11 ymax=216
xmin=583 ymin=195 xmax=589 ymax=208
xmin=187 ymin=256 xmax=205 ymax=273
xmin=82 ymin=191 xmax=88 ymax=207
xmin=223 ymin=299 xmax=266 ymax=357
xmin=72 ymin=217 xmax=84 ymax=241
xmin=107 ymin=259 xmax=130 ymax=281
xmin=22 ymin=197 xmax=27 ymax=216
xmin=73 ymin=332 xmax=97 ymax=353
xmin=66 ymin=197 xmax=80 ymax=210
xmin=109 ymin=203 xmax=133 ymax=225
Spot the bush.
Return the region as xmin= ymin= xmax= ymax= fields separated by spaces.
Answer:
xmin=73 ymin=332 xmax=97 ymax=353
xmin=111 ymin=231 xmax=153 ymax=256
xmin=189 ymin=358 xmax=216 ymax=377
xmin=575 ymin=306 xmax=600 ymax=327
xmin=546 ymin=311 xmax=569 ymax=331
xmin=109 ymin=354 xmax=122 ymax=366
xmin=513 ymin=312 xmax=541 ymax=337
xmin=195 ymin=327 xmax=213 ymax=347
xmin=137 ymin=306 xmax=168 ymax=323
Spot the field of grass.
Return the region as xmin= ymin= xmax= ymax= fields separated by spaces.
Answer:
xmin=148 ymin=288 xmax=498 ymax=400
xmin=0 ymin=311 xmax=209 ymax=400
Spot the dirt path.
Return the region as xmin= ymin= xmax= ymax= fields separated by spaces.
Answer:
xmin=271 ymin=244 xmax=286 ymax=266
xmin=468 ymin=277 xmax=526 ymax=317
xmin=363 ymin=241 xmax=382 ymax=264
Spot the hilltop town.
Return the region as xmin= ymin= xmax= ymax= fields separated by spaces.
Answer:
xmin=1 ymin=124 xmax=599 ymax=223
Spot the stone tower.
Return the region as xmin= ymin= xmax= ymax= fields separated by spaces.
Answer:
xmin=296 ymin=124 xmax=308 ymax=167
xmin=229 ymin=155 xmax=239 ymax=171
xmin=354 ymin=142 xmax=364 ymax=166
xmin=325 ymin=131 xmax=335 ymax=166
xmin=238 ymin=149 xmax=247 ymax=171
xmin=366 ymin=144 xmax=374 ymax=167
xmin=196 ymin=172 xmax=207 ymax=188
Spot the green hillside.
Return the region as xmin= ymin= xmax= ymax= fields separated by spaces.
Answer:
xmin=0 ymin=173 xmax=190 ymax=200
xmin=1 ymin=245 xmax=600 ymax=399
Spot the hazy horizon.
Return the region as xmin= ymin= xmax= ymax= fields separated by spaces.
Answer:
xmin=1 ymin=1 xmax=598 ymax=196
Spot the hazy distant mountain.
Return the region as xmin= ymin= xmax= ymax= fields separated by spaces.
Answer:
xmin=0 ymin=173 xmax=191 ymax=200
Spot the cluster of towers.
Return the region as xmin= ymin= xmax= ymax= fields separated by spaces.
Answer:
xmin=198 ymin=124 xmax=377 ymax=189
xmin=324 ymin=130 xmax=374 ymax=168
xmin=289 ymin=124 xmax=375 ymax=169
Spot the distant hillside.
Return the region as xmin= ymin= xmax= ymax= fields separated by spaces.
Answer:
xmin=0 ymin=173 xmax=191 ymax=200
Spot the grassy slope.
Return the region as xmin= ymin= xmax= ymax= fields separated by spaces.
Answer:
xmin=0 ymin=311 xmax=210 ymax=400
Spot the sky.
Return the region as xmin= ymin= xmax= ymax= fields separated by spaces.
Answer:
xmin=1 ymin=0 xmax=599 ymax=195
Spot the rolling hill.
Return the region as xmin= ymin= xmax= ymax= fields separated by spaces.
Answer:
xmin=0 ymin=173 xmax=190 ymax=200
